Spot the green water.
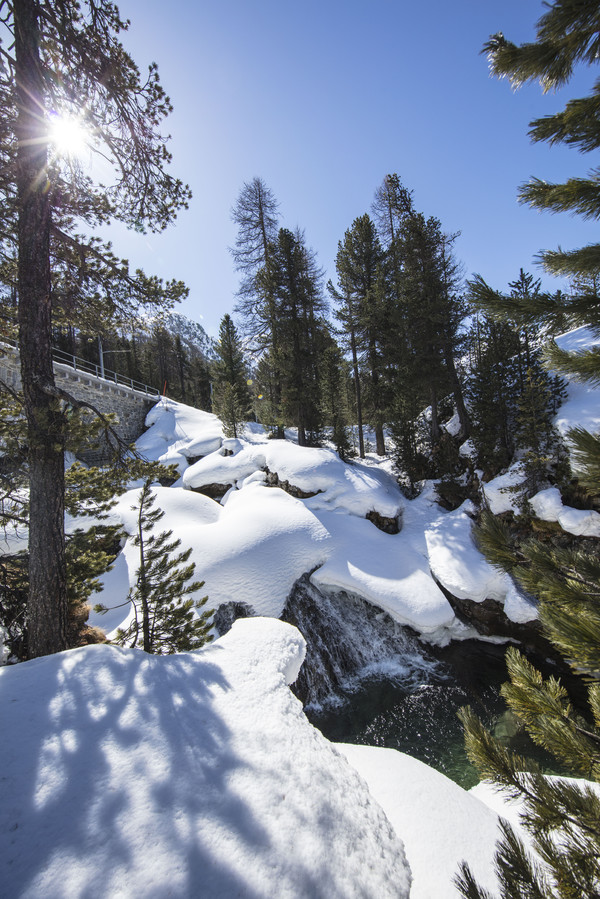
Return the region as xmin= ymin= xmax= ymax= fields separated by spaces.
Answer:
xmin=307 ymin=639 xmax=562 ymax=789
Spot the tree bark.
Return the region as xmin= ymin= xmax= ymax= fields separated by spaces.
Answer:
xmin=15 ymin=0 xmax=68 ymax=656
xmin=443 ymin=340 xmax=471 ymax=440
xmin=349 ymin=327 xmax=365 ymax=458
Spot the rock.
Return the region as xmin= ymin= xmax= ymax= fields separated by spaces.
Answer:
xmin=432 ymin=576 xmax=558 ymax=660
xmin=213 ymin=601 xmax=255 ymax=637
xmin=190 ymin=482 xmax=231 ymax=500
xmin=366 ymin=509 xmax=400 ymax=534
xmin=263 ymin=467 xmax=322 ymax=499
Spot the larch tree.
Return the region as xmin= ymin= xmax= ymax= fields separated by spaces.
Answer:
xmin=457 ymin=3 xmax=600 ymax=896
xmin=230 ymin=177 xmax=283 ymax=436
xmin=327 ymin=278 xmax=365 ymax=458
xmin=1 ymin=0 xmax=190 ymax=657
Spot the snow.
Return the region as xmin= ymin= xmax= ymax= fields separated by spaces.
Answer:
xmin=530 ymin=486 xmax=600 ymax=537
xmin=482 ymin=463 xmax=525 ymax=515
xmin=136 ymin=398 xmax=223 ymax=473
xmin=97 ymin=482 xmax=331 ymax=626
xmin=425 ymin=501 xmax=537 ymax=623
xmin=183 ymin=439 xmax=402 ymax=519
xmin=338 ymin=744 xmax=513 ymax=898
xmin=312 ymin=509 xmax=456 ymax=632
xmin=553 ymin=327 xmax=600 ymax=447
xmin=0 ymin=619 xmax=411 ymax=898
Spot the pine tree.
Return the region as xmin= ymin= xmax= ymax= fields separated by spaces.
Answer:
xmin=1 ymin=0 xmax=190 ymax=657
xmin=99 ymin=476 xmax=213 ymax=655
xmin=319 ymin=335 xmax=354 ymax=462
xmin=212 ymin=314 xmax=251 ymax=438
xmin=333 ymin=214 xmax=388 ymax=455
xmin=458 ymin=4 xmax=600 ymax=895
xmin=258 ymin=228 xmax=327 ymax=446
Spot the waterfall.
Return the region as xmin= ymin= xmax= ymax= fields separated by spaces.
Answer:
xmin=282 ymin=575 xmax=442 ymax=707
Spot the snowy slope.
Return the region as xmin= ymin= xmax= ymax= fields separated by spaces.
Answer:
xmin=88 ymin=397 xmax=461 ymax=638
xmin=0 ymin=619 xmax=411 ymax=899
xmin=85 ymin=324 xmax=600 ymax=642
xmin=339 ymin=744 xmax=510 ymax=898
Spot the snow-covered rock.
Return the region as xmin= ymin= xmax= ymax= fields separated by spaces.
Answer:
xmin=312 ymin=509 xmax=455 ymax=633
xmin=482 ymin=463 xmax=525 ymax=515
xmin=0 ymin=619 xmax=412 ymax=899
xmin=530 ymin=486 xmax=600 ymax=537
xmin=425 ymin=501 xmax=537 ymax=623
xmin=136 ymin=397 xmax=223 ymax=473
xmin=184 ymin=439 xmax=402 ymax=520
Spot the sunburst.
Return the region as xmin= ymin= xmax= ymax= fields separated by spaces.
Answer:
xmin=47 ymin=113 xmax=89 ymax=158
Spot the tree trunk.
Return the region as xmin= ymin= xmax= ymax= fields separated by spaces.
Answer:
xmin=13 ymin=0 xmax=68 ymax=658
xmin=375 ymin=423 xmax=386 ymax=456
xmin=443 ymin=340 xmax=471 ymax=440
xmin=349 ymin=328 xmax=365 ymax=458
xmin=15 ymin=0 xmax=68 ymax=657
xmin=430 ymin=385 xmax=441 ymax=444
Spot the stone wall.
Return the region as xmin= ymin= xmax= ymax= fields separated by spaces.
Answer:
xmin=0 ymin=344 xmax=157 ymax=463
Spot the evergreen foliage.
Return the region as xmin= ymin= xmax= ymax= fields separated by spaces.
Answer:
xmin=458 ymin=4 xmax=600 ymax=895
xmin=97 ymin=473 xmax=213 ymax=655
xmin=257 ymin=228 xmax=327 ymax=446
xmin=0 ymin=0 xmax=190 ymax=657
xmin=332 ymin=214 xmax=388 ymax=455
xmin=212 ymin=314 xmax=251 ymax=438
xmin=465 ymin=307 xmax=567 ymax=483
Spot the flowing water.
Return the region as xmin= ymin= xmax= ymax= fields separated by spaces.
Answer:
xmin=307 ymin=637 xmax=562 ymax=790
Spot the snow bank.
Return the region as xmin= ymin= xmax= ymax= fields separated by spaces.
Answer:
xmin=0 ymin=619 xmax=411 ymax=899
xmin=482 ymin=463 xmax=525 ymax=515
xmin=425 ymin=502 xmax=537 ymax=623
xmin=184 ymin=439 xmax=402 ymax=520
xmin=530 ymin=486 xmax=600 ymax=537
xmin=339 ymin=744 xmax=509 ymax=898
xmin=136 ymin=397 xmax=223 ymax=472
xmin=312 ymin=510 xmax=456 ymax=632
xmin=90 ymin=483 xmax=331 ymax=632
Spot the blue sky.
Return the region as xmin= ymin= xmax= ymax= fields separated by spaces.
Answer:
xmin=111 ymin=0 xmax=596 ymax=337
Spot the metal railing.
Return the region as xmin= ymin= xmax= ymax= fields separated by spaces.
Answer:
xmin=51 ymin=348 xmax=160 ymax=396
xmin=1 ymin=337 xmax=160 ymax=397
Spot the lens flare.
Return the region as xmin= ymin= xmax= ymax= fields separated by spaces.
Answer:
xmin=48 ymin=113 xmax=88 ymax=157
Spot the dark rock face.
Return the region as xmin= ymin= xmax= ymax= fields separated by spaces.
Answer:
xmin=190 ymin=482 xmax=231 ymax=500
xmin=213 ymin=601 xmax=255 ymax=637
xmin=263 ymin=467 xmax=322 ymax=500
xmin=282 ymin=575 xmax=436 ymax=707
xmin=366 ymin=509 xmax=400 ymax=534
xmin=432 ymin=576 xmax=556 ymax=658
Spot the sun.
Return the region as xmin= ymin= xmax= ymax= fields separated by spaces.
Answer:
xmin=47 ymin=113 xmax=89 ymax=158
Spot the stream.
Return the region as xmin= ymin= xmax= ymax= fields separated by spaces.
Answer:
xmin=306 ymin=637 xmax=562 ymax=790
